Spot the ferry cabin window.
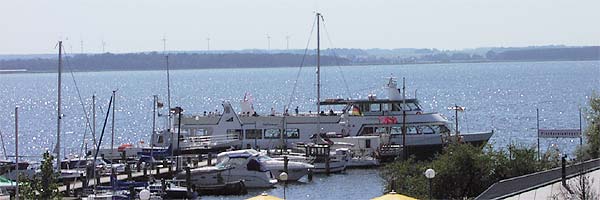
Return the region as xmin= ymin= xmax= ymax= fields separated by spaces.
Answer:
xmin=392 ymin=104 xmax=402 ymax=111
xmin=361 ymin=127 xmax=374 ymax=135
xmin=245 ymin=129 xmax=263 ymax=139
xmin=375 ymin=127 xmax=388 ymax=134
xmin=407 ymin=127 xmax=418 ymax=135
xmin=431 ymin=125 xmax=450 ymax=134
xmin=417 ymin=126 xmax=435 ymax=134
xmin=196 ymin=128 xmax=209 ymax=136
xmin=264 ymin=129 xmax=281 ymax=139
xmin=389 ymin=127 xmax=400 ymax=135
xmin=285 ymin=128 xmax=300 ymax=139
xmin=227 ymin=129 xmax=243 ymax=139
xmin=370 ymin=104 xmax=381 ymax=112
xmin=382 ymin=104 xmax=391 ymax=111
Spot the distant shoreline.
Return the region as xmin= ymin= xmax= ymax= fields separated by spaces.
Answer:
xmin=1 ymin=59 xmax=596 ymax=75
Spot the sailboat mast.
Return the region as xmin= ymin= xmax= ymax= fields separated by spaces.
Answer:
xmin=111 ymin=90 xmax=116 ymax=164
xmin=92 ymin=94 xmax=97 ymax=148
xmin=166 ymin=55 xmax=172 ymax=130
xmin=316 ymin=13 xmax=322 ymax=135
xmin=15 ymin=106 xmax=19 ymax=200
xmin=56 ymin=41 xmax=63 ymax=171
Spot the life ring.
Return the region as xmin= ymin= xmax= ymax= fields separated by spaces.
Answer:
xmin=416 ymin=111 xmax=422 ymax=115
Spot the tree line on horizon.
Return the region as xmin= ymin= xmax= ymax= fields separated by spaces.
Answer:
xmin=0 ymin=52 xmax=351 ymax=72
xmin=0 ymin=46 xmax=597 ymax=72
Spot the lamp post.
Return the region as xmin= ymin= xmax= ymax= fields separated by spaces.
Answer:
xmin=279 ymin=172 xmax=288 ymax=199
xmin=425 ymin=168 xmax=435 ymax=200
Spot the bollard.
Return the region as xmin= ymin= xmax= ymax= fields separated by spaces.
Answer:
xmin=283 ymin=156 xmax=289 ymax=173
xmin=95 ymin=171 xmax=101 ymax=186
xmin=207 ymin=153 xmax=213 ymax=166
xmin=325 ymin=156 xmax=330 ymax=176
xmin=127 ymin=164 xmax=132 ymax=180
xmin=325 ymin=146 xmax=331 ymax=176
xmin=121 ymin=150 xmax=127 ymax=162
xmin=186 ymin=166 xmax=192 ymax=195
xmin=80 ymin=173 xmax=87 ymax=189
xmin=65 ymin=181 xmax=71 ymax=197
xmin=129 ymin=185 xmax=136 ymax=199
xmin=307 ymin=169 xmax=313 ymax=181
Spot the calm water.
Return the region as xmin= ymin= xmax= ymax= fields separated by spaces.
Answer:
xmin=0 ymin=61 xmax=599 ymax=198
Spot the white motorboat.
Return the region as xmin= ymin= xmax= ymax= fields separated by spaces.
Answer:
xmin=268 ymin=146 xmax=349 ymax=174
xmin=176 ymin=150 xmax=277 ymax=188
xmin=218 ymin=149 xmax=314 ymax=181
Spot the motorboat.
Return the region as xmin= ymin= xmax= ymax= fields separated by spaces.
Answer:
xmin=138 ymin=180 xmax=194 ymax=199
xmin=176 ymin=150 xmax=277 ymax=188
xmin=218 ymin=149 xmax=314 ymax=181
xmin=268 ymin=144 xmax=349 ymax=174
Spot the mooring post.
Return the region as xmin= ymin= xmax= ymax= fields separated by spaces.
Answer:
xmin=127 ymin=163 xmax=132 ymax=180
xmin=143 ymin=165 xmax=148 ymax=177
xmin=129 ymin=185 xmax=135 ymax=199
xmin=65 ymin=181 xmax=70 ymax=197
xmin=95 ymin=171 xmax=100 ymax=186
xmin=283 ymin=156 xmax=289 ymax=173
xmin=325 ymin=146 xmax=330 ymax=175
xmin=81 ymin=173 xmax=87 ymax=189
xmin=186 ymin=166 xmax=192 ymax=195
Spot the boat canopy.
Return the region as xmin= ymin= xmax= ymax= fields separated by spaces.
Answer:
xmin=320 ymin=98 xmax=420 ymax=105
xmin=217 ymin=149 xmax=260 ymax=159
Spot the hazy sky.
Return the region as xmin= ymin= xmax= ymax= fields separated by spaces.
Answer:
xmin=2 ymin=0 xmax=599 ymax=54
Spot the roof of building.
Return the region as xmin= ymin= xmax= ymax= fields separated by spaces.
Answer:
xmin=476 ymin=158 xmax=600 ymax=200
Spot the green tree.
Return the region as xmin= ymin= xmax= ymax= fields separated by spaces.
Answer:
xmin=576 ymin=93 xmax=600 ymax=160
xmin=380 ymin=158 xmax=429 ymax=199
xmin=381 ymin=143 xmax=559 ymax=199
xmin=19 ymin=151 xmax=61 ymax=199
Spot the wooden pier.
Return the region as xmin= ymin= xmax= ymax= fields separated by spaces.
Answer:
xmin=59 ymin=157 xmax=216 ymax=196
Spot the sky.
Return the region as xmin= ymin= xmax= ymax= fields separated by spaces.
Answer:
xmin=1 ymin=0 xmax=599 ymax=54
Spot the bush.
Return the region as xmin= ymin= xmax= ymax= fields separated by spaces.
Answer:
xmin=19 ymin=151 xmax=61 ymax=199
xmin=381 ymin=143 xmax=559 ymax=199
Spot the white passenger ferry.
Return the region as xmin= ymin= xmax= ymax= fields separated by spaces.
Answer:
xmin=152 ymin=77 xmax=493 ymax=157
